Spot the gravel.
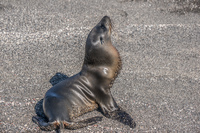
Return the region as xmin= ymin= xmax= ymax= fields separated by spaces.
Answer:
xmin=0 ymin=0 xmax=200 ymax=132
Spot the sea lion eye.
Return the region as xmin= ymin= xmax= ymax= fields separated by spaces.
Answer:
xmin=100 ymin=24 xmax=106 ymax=30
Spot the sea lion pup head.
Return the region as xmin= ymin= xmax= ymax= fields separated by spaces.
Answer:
xmin=83 ymin=16 xmax=121 ymax=87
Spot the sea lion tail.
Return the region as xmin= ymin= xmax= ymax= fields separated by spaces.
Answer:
xmin=63 ymin=116 xmax=103 ymax=130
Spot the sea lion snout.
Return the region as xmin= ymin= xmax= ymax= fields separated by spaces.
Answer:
xmin=99 ymin=16 xmax=112 ymax=32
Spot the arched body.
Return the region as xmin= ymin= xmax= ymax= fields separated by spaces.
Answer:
xmin=32 ymin=16 xmax=136 ymax=131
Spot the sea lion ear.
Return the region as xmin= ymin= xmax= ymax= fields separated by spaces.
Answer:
xmin=100 ymin=36 xmax=104 ymax=45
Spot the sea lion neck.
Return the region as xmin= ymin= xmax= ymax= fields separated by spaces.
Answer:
xmin=82 ymin=46 xmax=122 ymax=89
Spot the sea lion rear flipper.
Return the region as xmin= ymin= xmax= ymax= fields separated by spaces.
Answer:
xmin=49 ymin=72 xmax=69 ymax=86
xmin=63 ymin=116 xmax=102 ymax=130
xmin=32 ymin=115 xmax=58 ymax=131
xmin=33 ymin=116 xmax=102 ymax=130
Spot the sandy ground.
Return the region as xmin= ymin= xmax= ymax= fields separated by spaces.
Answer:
xmin=0 ymin=0 xmax=200 ymax=132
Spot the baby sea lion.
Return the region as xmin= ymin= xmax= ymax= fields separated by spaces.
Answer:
xmin=32 ymin=16 xmax=136 ymax=131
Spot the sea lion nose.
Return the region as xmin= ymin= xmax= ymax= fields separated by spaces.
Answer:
xmin=101 ymin=16 xmax=111 ymax=25
xmin=102 ymin=16 xmax=111 ymax=21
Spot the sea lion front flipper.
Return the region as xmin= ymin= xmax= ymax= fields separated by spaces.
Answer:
xmin=105 ymin=107 xmax=136 ymax=128
xmin=97 ymin=93 xmax=136 ymax=128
